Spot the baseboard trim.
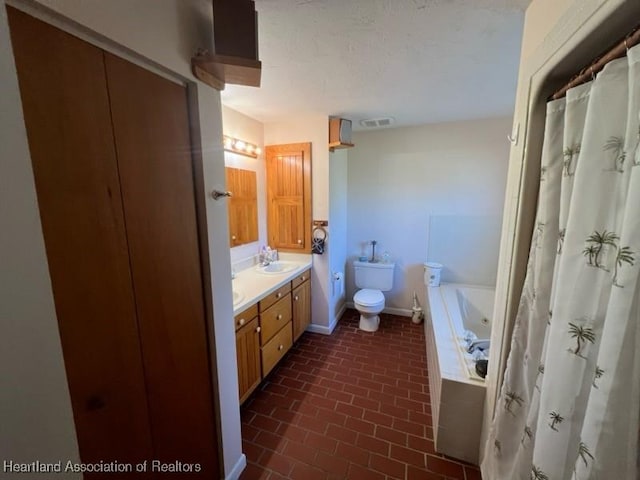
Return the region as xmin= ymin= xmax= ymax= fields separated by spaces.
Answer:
xmin=225 ymin=454 xmax=246 ymax=480
xmin=384 ymin=307 xmax=412 ymax=317
xmin=307 ymin=315 xmax=339 ymax=335
xmin=345 ymin=302 xmax=412 ymax=318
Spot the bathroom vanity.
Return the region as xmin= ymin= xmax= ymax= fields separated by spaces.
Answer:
xmin=232 ymin=257 xmax=312 ymax=403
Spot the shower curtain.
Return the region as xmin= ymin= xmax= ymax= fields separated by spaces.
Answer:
xmin=482 ymin=45 xmax=640 ymax=480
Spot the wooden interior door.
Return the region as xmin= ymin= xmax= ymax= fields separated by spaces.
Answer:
xmin=104 ymin=53 xmax=219 ymax=476
xmin=7 ymin=7 xmax=154 ymax=472
xmin=265 ymin=143 xmax=312 ymax=251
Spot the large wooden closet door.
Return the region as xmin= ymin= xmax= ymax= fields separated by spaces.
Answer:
xmin=266 ymin=143 xmax=312 ymax=251
xmin=7 ymin=6 xmax=153 ymax=471
xmin=104 ymin=54 xmax=219 ymax=475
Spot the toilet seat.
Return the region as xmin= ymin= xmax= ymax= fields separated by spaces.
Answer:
xmin=354 ymin=289 xmax=384 ymax=307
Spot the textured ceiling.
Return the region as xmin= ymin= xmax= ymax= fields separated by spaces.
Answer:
xmin=221 ymin=0 xmax=530 ymax=129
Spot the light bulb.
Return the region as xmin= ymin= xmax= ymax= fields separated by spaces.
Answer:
xmin=255 ymin=147 xmax=262 ymax=155
xmin=223 ymin=136 xmax=233 ymax=148
xmin=235 ymin=141 xmax=246 ymax=151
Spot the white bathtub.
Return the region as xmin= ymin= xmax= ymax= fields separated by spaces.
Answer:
xmin=425 ymin=283 xmax=495 ymax=465
xmin=441 ymin=284 xmax=494 ymax=380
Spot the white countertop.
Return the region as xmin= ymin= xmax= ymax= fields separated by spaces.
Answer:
xmin=232 ymin=253 xmax=312 ymax=315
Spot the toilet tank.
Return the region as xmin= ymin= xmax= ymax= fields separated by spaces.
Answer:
xmin=354 ymin=261 xmax=395 ymax=291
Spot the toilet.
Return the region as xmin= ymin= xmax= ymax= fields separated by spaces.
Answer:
xmin=353 ymin=260 xmax=395 ymax=332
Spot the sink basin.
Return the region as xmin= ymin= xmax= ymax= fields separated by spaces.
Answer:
xmin=256 ymin=261 xmax=300 ymax=275
xmin=232 ymin=290 xmax=244 ymax=306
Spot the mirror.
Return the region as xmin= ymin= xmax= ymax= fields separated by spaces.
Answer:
xmin=225 ymin=167 xmax=258 ymax=247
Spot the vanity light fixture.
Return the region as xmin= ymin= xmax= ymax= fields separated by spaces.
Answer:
xmin=223 ymin=135 xmax=262 ymax=158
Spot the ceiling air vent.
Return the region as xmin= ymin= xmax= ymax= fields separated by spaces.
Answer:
xmin=359 ymin=117 xmax=395 ymax=129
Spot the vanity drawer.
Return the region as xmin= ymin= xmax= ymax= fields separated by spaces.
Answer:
xmin=259 ymin=284 xmax=291 ymax=312
xmin=260 ymin=294 xmax=292 ymax=345
xmin=291 ymin=269 xmax=311 ymax=289
xmin=261 ymin=322 xmax=292 ymax=377
xmin=234 ymin=303 xmax=258 ymax=331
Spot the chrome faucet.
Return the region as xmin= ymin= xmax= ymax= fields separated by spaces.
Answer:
xmin=259 ymin=247 xmax=277 ymax=266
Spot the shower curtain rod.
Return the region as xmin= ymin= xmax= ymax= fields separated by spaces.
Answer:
xmin=551 ymin=24 xmax=640 ymax=100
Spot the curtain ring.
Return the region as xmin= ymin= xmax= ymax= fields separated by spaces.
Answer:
xmin=624 ymin=37 xmax=629 ymax=52
xmin=590 ymin=65 xmax=596 ymax=80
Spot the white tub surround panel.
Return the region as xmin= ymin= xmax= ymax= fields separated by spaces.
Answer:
xmin=425 ymin=284 xmax=487 ymax=465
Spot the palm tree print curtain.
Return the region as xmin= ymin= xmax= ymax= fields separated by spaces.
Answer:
xmin=482 ymin=46 xmax=640 ymax=479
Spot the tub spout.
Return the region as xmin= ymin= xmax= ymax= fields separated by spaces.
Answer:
xmin=467 ymin=339 xmax=490 ymax=353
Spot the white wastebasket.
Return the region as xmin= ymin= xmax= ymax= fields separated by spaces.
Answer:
xmin=424 ymin=262 xmax=443 ymax=287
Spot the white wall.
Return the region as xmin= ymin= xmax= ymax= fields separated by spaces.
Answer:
xmin=0 ymin=4 xmax=79 ymax=474
xmin=328 ymin=149 xmax=348 ymax=323
xmin=222 ymin=106 xmax=266 ymax=263
xmin=0 ymin=1 xmax=244 ymax=478
xmin=264 ymin=116 xmax=333 ymax=330
xmin=346 ymin=117 xmax=511 ymax=313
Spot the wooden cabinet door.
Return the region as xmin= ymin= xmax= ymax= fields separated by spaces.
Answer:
xmin=266 ymin=143 xmax=312 ymax=251
xmin=105 ymin=54 xmax=219 ymax=476
xmin=292 ymin=280 xmax=311 ymax=341
xmin=236 ymin=317 xmax=262 ymax=403
xmin=226 ymin=167 xmax=258 ymax=246
xmin=7 ymin=7 xmax=154 ymax=471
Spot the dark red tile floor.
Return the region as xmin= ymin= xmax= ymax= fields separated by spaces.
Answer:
xmin=239 ymin=309 xmax=482 ymax=480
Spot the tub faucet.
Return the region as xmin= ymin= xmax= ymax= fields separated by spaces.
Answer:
xmin=467 ymin=339 xmax=490 ymax=354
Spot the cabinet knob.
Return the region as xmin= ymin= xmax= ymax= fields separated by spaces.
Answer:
xmin=301 ymin=276 xmax=306 ymax=281
xmin=278 ymin=344 xmax=284 ymax=351
xmin=256 ymin=326 xmax=261 ymax=333
xmin=294 ymin=295 xmax=299 ymax=301
xmin=277 ymin=314 xmax=282 ymax=320
xmin=238 ymin=318 xmax=245 ymax=326
xmin=231 ymin=235 xmax=237 ymax=240
xmin=276 ymin=292 xmax=282 ymax=298
xmin=297 ymin=239 xmax=302 ymax=244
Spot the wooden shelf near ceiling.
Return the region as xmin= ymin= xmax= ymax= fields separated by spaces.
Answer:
xmin=192 ymin=53 xmax=261 ymax=91
xmin=193 ymin=0 xmax=262 ymax=91
xmin=328 ymin=141 xmax=355 ymax=152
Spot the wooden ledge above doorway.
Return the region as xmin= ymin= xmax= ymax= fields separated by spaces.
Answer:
xmin=193 ymin=0 xmax=262 ymax=91
xmin=192 ymin=52 xmax=261 ymax=91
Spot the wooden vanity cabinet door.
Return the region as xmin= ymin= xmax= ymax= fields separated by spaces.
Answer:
xmin=292 ymin=278 xmax=311 ymax=341
xmin=236 ymin=317 xmax=262 ymax=403
xmin=266 ymin=143 xmax=312 ymax=252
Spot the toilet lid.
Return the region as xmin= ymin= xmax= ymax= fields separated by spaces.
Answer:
xmin=354 ymin=289 xmax=384 ymax=306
